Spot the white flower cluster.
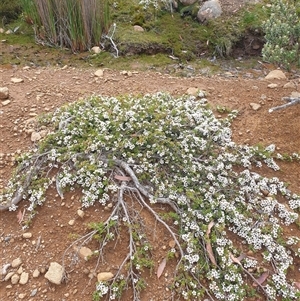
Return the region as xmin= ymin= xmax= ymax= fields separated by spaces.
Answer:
xmin=1 ymin=92 xmax=299 ymax=301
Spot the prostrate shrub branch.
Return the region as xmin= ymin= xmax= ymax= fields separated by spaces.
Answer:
xmin=1 ymin=93 xmax=300 ymax=301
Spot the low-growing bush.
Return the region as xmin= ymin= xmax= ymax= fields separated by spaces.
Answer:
xmin=1 ymin=92 xmax=299 ymax=301
xmin=0 ymin=0 xmax=22 ymax=23
xmin=262 ymin=0 xmax=300 ymax=69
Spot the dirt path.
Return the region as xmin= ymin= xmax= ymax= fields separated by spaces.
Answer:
xmin=0 ymin=64 xmax=299 ymax=301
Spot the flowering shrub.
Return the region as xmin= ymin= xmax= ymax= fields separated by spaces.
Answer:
xmin=262 ymin=0 xmax=300 ymax=69
xmin=0 ymin=92 xmax=299 ymax=300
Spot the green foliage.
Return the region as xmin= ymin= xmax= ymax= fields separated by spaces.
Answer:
xmin=21 ymin=0 xmax=110 ymax=52
xmin=0 ymin=0 xmax=22 ymax=23
xmin=262 ymin=0 xmax=300 ymax=69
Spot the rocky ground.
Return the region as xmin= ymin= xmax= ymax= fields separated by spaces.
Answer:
xmin=0 ymin=61 xmax=299 ymax=301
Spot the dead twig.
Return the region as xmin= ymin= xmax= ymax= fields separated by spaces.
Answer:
xmin=269 ymin=96 xmax=300 ymax=113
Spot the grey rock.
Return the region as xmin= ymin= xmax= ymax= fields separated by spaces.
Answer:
xmin=0 ymin=263 xmax=11 ymax=276
xmin=31 ymin=288 xmax=38 ymax=297
xmin=197 ymin=0 xmax=222 ymax=23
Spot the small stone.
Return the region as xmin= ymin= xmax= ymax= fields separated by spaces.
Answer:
xmin=291 ymin=91 xmax=300 ymax=98
xmin=19 ymin=272 xmax=29 ymax=284
xmin=77 ymin=209 xmax=84 ymax=218
xmin=44 ymin=262 xmax=65 ymax=285
xmin=18 ymin=293 xmax=26 ymax=299
xmin=61 ymin=65 xmax=68 ymax=70
xmin=249 ymin=103 xmax=261 ymax=111
xmin=17 ymin=266 xmax=23 ymax=274
xmin=91 ymin=46 xmax=101 ymax=54
xmin=267 ymin=83 xmax=278 ymax=89
xmin=265 ymin=70 xmax=286 ymax=80
xmin=31 ymin=131 xmax=42 ymax=142
xmin=11 ymin=258 xmax=22 ymax=268
xmin=283 ymin=82 xmax=296 ymax=89
xmin=0 ymin=87 xmax=9 ymax=100
xmin=1 ymin=99 xmax=11 ymax=106
xmin=97 ymin=272 xmax=114 ymax=282
xmin=94 ymin=69 xmax=104 ymax=77
xmin=31 ymin=288 xmax=38 ymax=297
xmin=11 ymin=77 xmax=24 ymax=84
xmin=169 ymin=240 xmax=176 ymax=248
xmin=186 ymin=87 xmax=198 ymax=96
xmin=33 ymin=269 xmax=40 ymax=278
xmin=79 ymin=246 xmax=93 ymax=261
xmin=22 ymin=232 xmax=32 ymax=239
xmin=11 ymin=274 xmax=20 ymax=284
xmin=4 ymin=272 xmax=14 ymax=281
xmin=68 ymin=219 xmax=75 ymax=226
xmin=133 ymin=25 xmax=144 ymax=32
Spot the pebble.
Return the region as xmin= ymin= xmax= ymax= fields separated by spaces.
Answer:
xmin=11 ymin=77 xmax=24 ymax=83
xmin=68 ymin=219 xmax=75 ymax=226
xmin=4 ymin=272 xmax=14 ymax=281
xmin=22 ymin=232 xmax=32 ymax=239
xmin=18 ymin=293 xmax=26 ymax=299
xmin=33 ymin=269 xmax=40 ymax=278
xmin=249 ymin=103 xmax=261 ymax=111
xmin=77 ymin=209 xmax=84 ymax=218
xmin=31 ymin=288 xmax=38 ymax=297
xmin=0 ymin=87 xmax=9 ymax=100
xmin=1 ymin=99 xmax=11 ymax=106
xmin=19 ymin=272 xmax=29 ymax=284
xmin=94 ymin=69 xmax=104 ymax=77
xmin=79 ymin=246 xmax=93 ymax=260
xmin=97 ymin=272 xmax=114 ymax=282
xmin=11 ymin=257 xmax=22 ymax=268
xmin=11 ymin=274 xmax=20 ymax=284
xmin=267 ymin=83 xmax=278 ymax=89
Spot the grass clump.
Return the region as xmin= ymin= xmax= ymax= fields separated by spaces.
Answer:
xmin=1 ymin=92 xmax=299 ymax=300
xmin=20 ymin=0 xmax=110 ymax=52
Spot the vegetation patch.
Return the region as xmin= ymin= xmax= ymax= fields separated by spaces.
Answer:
xmin=1 ymin=92 xmax=299 ymax=300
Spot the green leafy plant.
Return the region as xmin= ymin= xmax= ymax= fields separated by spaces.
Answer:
xmin=262 ymin=0 xmax=300 ymax=69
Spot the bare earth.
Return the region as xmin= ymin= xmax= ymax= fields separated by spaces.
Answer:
xmin=0 ymin=62 xmax=299 ymax=301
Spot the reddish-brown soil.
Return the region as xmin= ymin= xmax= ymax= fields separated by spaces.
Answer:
xmin=0 ymin=61 xmax=299 ymax=301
